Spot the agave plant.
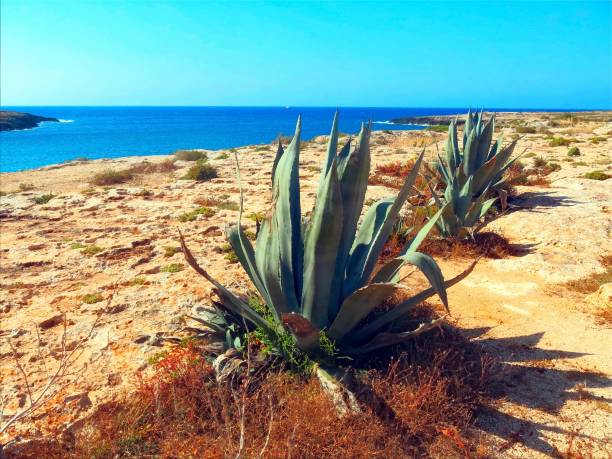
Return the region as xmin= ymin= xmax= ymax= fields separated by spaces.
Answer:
xmin=181 ymin=112 xmax=470 ymax=360
xmin=432 ymin=109 xmax=520 ymax=237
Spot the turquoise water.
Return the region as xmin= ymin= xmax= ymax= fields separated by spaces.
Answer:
xmin=0 ymin=106 xmax=574 ymax=172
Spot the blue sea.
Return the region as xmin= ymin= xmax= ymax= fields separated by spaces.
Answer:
xmin=0 ymin=106 xmax=574 ymax=172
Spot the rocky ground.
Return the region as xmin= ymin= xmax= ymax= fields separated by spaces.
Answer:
xmin=0 ymin=112 xmax=611 ymax=457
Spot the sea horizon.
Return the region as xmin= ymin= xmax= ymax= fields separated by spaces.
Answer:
xmin=1 ymin=105 xmax=608 ymax=173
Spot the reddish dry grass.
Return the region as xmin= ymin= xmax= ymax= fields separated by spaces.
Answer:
xmin=420 ymin=232 xmax=523 ymax=260
xmin=368 ymin=160 xmax=436 ymax=206
xmin=562 ymin=255 xmax=612 ymax=326
xmin=15 ymin=327 xmax=494 ymax=459
xmin=380 ymin=231 xmax=520 ymax=265
xmin=563 ymin=255 xmax=612 ymax=295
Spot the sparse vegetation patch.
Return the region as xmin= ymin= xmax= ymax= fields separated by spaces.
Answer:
xmin=161 ymin=263 xmax=184 ymax=273
xmin=90 ymin=168 xmax=133 ymax=186
xmin=173 ymin=150 xmax=207 ymax=161
xmin=32 ymin=194 xmax=55 ymax=204
xmin=181 ymin=160 xmax=218 ymax=181
xmin=178 ymin=206 xmax=216 ymax=222
xmin=584 ymin=170 xmax=609 ymax=181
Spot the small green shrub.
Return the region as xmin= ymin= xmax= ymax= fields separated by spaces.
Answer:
xmin=533 ymin=156 xmax=548 ymax=168
xmin=425 ymin=125 xmax=448 ymax=132
xmin=567 ymin=147 xmax=581 ymax=157
xmin=178 ymin=207 xmax=216 ymax=222
xmin=584 ymin=170 xmax=610 ymax=181
xmin=90 ymin=169 xmax=133 ymax=186
xmin=216 ymin=152 xmax=229 ymax=160
xmin=516 ymin=125 xmax=536 ymax=134
xmin=0 ymin=191 xmax=7 ymax=197
xmin=82 ymin=245 xmax=103 ymax=256
xmin=523 ymin=152 xmax=536 ymax=158
xmin=246 ymin=211 xmax=266 ymax=223
xmin=130 ymin=276 xmax=146 ymax=286
xmin=70 ymin=242 xmax=86 ymax=250
xmin=225 ymin=252 xmax=238 ymax=263
xmin=80 ymin=187 xmax=96 ymax=195
xmin=220 ymin=243 xmax=239 ymax=263
xmin=32 ymin=194 xmax=55 ymax=205
xmin=163 ymin=246 xmax=181 ymax=257
xmin=590 ymin=136 xmax=607 ymax=144
xmin=194 ymin=196 xmax=238 ymax=210
xmin=18 ymin=183 xmax=34 ymax=192
xmin=161 ymin=263 xmax=184 ymax=273
xmin=181 ymin=160 xmax=218 ymax=181
xmin=173 ymin=150 xmax=207 ymax=162
xmin=549 ymin=137 xmax=573 ymax=147
xmin=83 ymin=293 xmax=104 ymax=304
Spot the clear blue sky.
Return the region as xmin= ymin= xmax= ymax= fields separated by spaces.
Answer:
xmin=1 ymin=0 xmax=610 ymax=108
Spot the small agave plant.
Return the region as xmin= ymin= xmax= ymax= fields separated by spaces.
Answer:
xmin=433 ymin=109 xmax=520 ymax=237
xmin=181 ymin=112 xmax=468 ymax=362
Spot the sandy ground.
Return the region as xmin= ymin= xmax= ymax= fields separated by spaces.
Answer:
xmin=0 ymin=111 xmax=611 ymax=456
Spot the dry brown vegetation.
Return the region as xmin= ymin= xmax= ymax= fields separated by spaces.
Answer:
xmin=563 ymin=255 xmax=612 ymax=295
xmin=380 ymin=230 xmax=521 ymax=265
xmin=11 ymin=326 xmax=494 ymax=459
xmin=89 ymin=160 xmax=177 ymax=186
xmin=562 ymin=255 xmax=612 ymax=325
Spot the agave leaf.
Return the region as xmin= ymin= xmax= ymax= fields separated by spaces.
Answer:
xmin=327 ymin=283 xmax=401 ymax=342
xmin=344 ymin=150 xmax=425 ymax=296
xmin=372 ymin=252 xmax=447 ymax=311
xmin=487 ymin=135 xmax=503 ymax=161
xmin=225 ymin=153 xmax=273 ymax=308
xmin=406 ymin=205 xmax=446 ymax=253
xmin=352 ymin=317 xmax=446 ymax=354
xmin=271 ymin=141 xmax=284 ymax=184
xmin=351 ymin=259 xmax=478 ymax=343
xmin=463 ymin=107 xmax=472 ymax=147
xmin=465 ymin=197 xmax=497 ymax=227
xmin=445 ymin=121 xmax=459 ymax=173
xmin=336 ymin=137 xmax=352 ymax=170
xmin=271 ymin=116 xmax=303 ymax=310
xmin=301 ymin=160 xmax=344 ymax=328
xmin=471 ymin=138 xmax=518 ymax=195
xmin=491 ymin=142 xmax=521 ymax=185
xmin=329 ymin=123 xmax=371 ymax=317
xmin=371 ymin=206 xmax=446 ymax=284
xmin=254 ymin=217 xmax=292 ymax=316
xmin=317 ymin=110 xmax=339 ymax=195
xmin=338 ymin=123 xmax=366 ymax=177
xmin=436 ymin=151 xmax=453 ymax=185
xmin=342 ymin=197 xmax=394 ymax=293
xmin=179 ymin=231 xmax=274 ymax=333
xmin=462 ymin=127 xmax=480 ymax=176
xmin=475 ymin=115 xmax=495 ymax=169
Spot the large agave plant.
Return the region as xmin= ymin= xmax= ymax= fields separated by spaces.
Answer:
xmin=433 ymin=109 xmax=519 ymax=237
xmin=181 ymin=113 xmax=468 ymax=359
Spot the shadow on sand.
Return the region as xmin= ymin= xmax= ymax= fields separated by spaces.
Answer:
xmin=509 ymin=191 xmax=578 ymax=214
xmin=463 ymin=327 xmax=610 ymax=456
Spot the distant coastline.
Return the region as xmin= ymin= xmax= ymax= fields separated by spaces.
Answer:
xmin=0 ymin=110 xmax=59 ymax=132
xmin=1 ymin=107 xmax=609 ymax=173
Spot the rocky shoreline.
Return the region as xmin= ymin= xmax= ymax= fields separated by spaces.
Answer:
xmin=0 ymin=110 xmax=59 ymax=132
xmin=390 ymin=110 xmax=612 ymax=126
